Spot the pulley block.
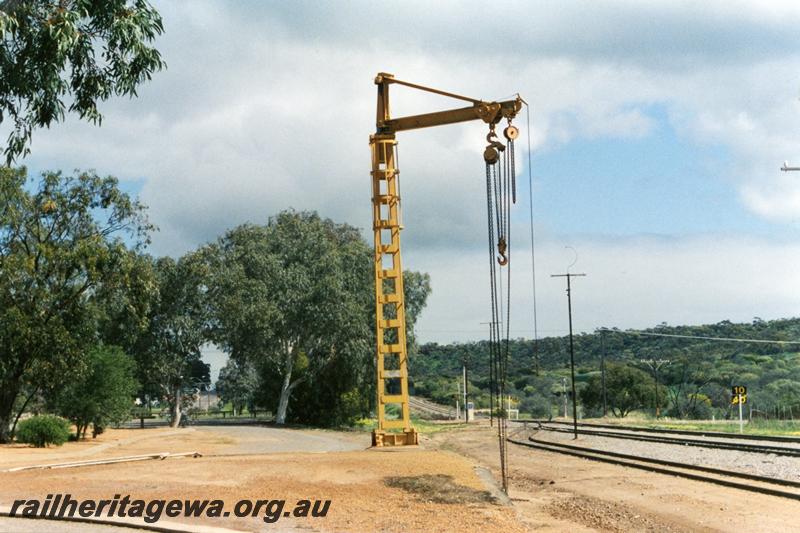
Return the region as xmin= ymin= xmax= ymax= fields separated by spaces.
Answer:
xmin=503 ymin=125 xmax=519 ymax=140
xmin=484 ymin=146 xmax=499 ymax=164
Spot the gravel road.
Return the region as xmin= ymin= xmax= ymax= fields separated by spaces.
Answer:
xmin=195 ymin=425 xmax=366 ymax=454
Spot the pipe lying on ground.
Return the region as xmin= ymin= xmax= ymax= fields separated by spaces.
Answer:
xmin=5 ymin=451 xmax=202 ymax=472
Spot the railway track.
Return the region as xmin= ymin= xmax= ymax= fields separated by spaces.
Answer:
xmin=508 ymin=435 xmax=800 ymax=501
xmin=520 ymin=419 xmax=800 ymax=443
xmin=526 ymin=421 xmax=800 ymax=457
xmin=408 ymin=396 xmax=456 ymax=419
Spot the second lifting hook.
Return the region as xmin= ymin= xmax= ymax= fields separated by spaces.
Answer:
xmin=484 ymin=130 xmax=506 ymax=165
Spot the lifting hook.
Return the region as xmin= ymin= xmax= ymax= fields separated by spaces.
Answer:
xmin=497 ymin=237 xmax=508 ymax=266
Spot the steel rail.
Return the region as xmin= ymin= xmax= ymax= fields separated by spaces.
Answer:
xmin=508 ymin=436 xmax=800 ymax=501
xmin=407 ymin=397 xmax=455 ymax=417
xmin=533 ymin=423 xmax=800 ymax=457
xmin=519 ymin=418 xmax=800 ymax=443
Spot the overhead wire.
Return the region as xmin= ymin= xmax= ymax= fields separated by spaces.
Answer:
xmin=609 ymin=329 xmax=800 ymax=345
xmin=525 ymin=103 xmax=540 ymax=375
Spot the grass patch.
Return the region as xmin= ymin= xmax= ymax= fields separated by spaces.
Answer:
xmin=649 ymin=420 xmax=800 ymax=436
xmin=384 ymin=474 xmax=495 ymax=504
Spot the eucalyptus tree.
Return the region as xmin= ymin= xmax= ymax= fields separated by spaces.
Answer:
xmin=216 ymin=359 xmax=258 ymax=415
xmin=0 ymin=168 xmax=152 ymax=442
xmin=400 ymin=270 xmax=431 ymax=356
xmin=205 ymin=212 xmax=374 ymax=425
xmin=206 ymin=211 xmax=432 ymax=425
xmin=133 ymin=253 xmax=208 ymax=428
xmin=0 ymin=0 xmax=166 ymax=163
xmin=580 ymin=363 xmax=653 ymax=418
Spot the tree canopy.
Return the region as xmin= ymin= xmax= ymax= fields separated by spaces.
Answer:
xmin=580 ymin=363 xmax=653 ymax=417
xmin=133 ymin=254 xmax=209 ymax=428
xmin=0 ymin=168 xmax=151 ymax=442
xmin=206 ymin=211 xmax=375 ymax=425
xmin=216 ymin=358 xmax=258 ymax=416
xmin=0 ymin=0 xmax=165 ymax=162
xmin=56 ymin=343 xmax=138 ymax=438
xmin=413 ymin=318 xmax=800 ymax=420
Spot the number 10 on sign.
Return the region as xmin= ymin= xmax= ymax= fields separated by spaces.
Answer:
xmin=731 ymin=386 xmax=746 ymax=434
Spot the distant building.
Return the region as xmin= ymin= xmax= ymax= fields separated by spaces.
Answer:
xmin=189 ymin=389 xmax=220 ymax=411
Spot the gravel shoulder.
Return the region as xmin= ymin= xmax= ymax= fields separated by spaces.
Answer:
xmin=530 ymin=425 xmax=800 ymax=482
xmin=431 ymin=423 xmax=800 ymax=532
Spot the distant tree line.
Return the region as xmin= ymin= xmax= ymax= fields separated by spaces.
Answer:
xmin=412 ymin=318 xmax=800 ymax=420
xmin=0 ymin=170 xmax=430 ymax=442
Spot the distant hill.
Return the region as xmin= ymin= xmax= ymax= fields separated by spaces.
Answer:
xmin=410 ymin=317 xmax=800 ymax=419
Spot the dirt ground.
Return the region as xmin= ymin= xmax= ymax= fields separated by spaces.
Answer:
xmin=0 ymin=425 xmax=524 ymax=532
xmin=431 ymin=424 xmax=800 ymax=532
xmin=3 ymin=423 xmax=800 ymax=531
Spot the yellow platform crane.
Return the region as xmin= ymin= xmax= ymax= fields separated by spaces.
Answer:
xmin=370 ymin=73 xmax=522 ymax=446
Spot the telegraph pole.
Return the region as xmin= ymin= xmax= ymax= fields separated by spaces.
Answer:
xmin=640 ymin=359 xmax=670 ymax=417
xmin=600 ymin=328 xmax=608 ymax=417
xmin=551 ymin=271 xmax=586 ymax=439
xmin=462 ymin=361 xmax=469 ymax=422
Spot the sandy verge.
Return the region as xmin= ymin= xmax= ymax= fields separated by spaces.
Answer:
xmin=0 ymin=425 xmax=525 ymax=532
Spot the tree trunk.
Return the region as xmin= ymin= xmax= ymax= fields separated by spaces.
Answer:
xmin=0 ymin=382 xmax=21 ymax=443
xmin=10 ymin=387 xmax=38 ymax=440
xmin=170 ymin=386 xmax=182 ymax=428
xmin=275 ymin=342 xmax=310 ymax=425
xmin=276 ymin=369 xmax=293 ymax=425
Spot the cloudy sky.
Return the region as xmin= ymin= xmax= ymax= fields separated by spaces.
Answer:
xmin=17 ymin=1 xmax=800 ymax=374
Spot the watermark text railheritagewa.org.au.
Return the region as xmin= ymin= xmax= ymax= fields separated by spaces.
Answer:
xmin=9 ymin=494 xmax=331 ymax=524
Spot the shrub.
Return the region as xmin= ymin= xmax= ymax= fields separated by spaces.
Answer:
xmin=16 ymin=415 xmax=71 ymax=447
xmin=56 ymin=344 xmax=138 ymax=439
xmin=519 ymin=393 xmax=554 ymax=418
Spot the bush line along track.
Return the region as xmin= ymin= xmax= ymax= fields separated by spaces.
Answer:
xmin=507 ymin=435 xmax=800 ymax=502
xmin=519 ymin=419 xmax=800 ymax=443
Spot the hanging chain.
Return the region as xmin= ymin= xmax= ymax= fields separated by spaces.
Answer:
xmin=505 ymin=121 xmax=518 ymax=204
xmin=483 ymin=118 xmax=520 ymax=493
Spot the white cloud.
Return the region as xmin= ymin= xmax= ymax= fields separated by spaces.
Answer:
xmin=412 ymin=234 xmax=800 ymax=343
xmin=11 ymin=1 xmax=800 ymax=341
